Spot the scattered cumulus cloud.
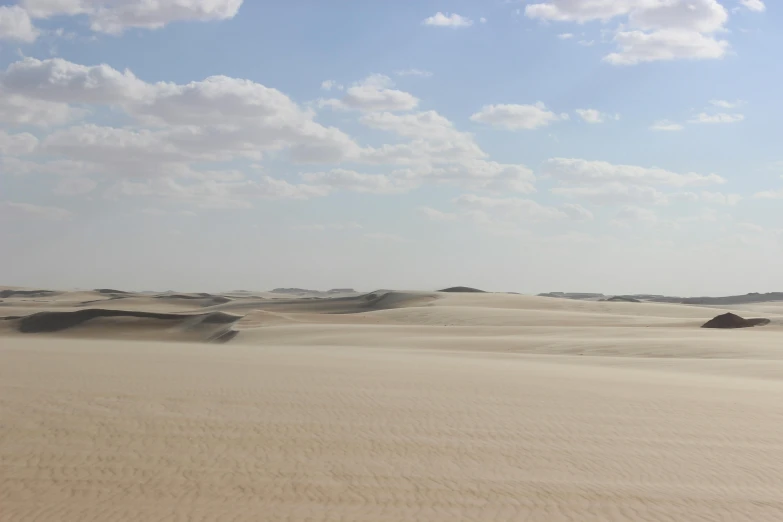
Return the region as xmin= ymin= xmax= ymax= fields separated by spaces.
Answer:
xmin=543 ymin=158 xmax=725 ymax=188
xmin=320 ymin=80 xmax=343 ymax=91
xmin=650 ymin=120 xmax=684 ymax=131
xmin=20 ymin=0 xmax=244 ymax=35
xmin=395 ymin=69 xmax=433 ymax=78
xmin=301 ymin=169 xmax=414 ymax=194
xmin=0 ymin=5 xmax=39 ymax=42
xmin=527 ymin=0 xmax=732 ymax=66
xmin=470 ymin=102 xmax=565 ymax=130
xmin=319 ymin=74 xmax=419 ymax=112
xmin=710 ymin=99 xmax=745 ymax=109
xmin=423 ymin=12 xmax=473 ymax=28
xmin=688 ymin=112 xmax=745 ymax=124
xmin=755 ymin=189 xmax=783 ymax=200
xmin=605 ymin=30 xmax=729 ymax=66
xmin=575 ymin=109 xmax=618 ymax=124
xmin=557 ymin=33 xmax=574 ymax=39
xmin=739 ymin=0 xmax=766 ymax=12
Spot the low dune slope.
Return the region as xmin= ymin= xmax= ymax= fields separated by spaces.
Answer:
xmin=2 ymin=309 xmax=242 ymax=343
xmin=4 ymin=339 xmax=783 ymax=521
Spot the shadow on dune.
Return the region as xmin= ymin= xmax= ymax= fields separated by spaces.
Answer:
xmin=13 ymin=309 xmax=242 ymax=343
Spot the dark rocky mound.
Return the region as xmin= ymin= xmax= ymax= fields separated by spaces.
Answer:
xmin=94 ymin=289 xmax=130 ymax=294
xmin=438 ymin=286 xmax=487 ymax=293
xmin=18 ymin=309 xmax=240 ymax=333
xmin=605 ymin=296 xmax=641 ymax=303
xmin=701 ymin=313 xmax=771 ymax=329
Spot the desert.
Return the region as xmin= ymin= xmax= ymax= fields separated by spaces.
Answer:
xmin=3 ymin=286 xmax=783 ymax=521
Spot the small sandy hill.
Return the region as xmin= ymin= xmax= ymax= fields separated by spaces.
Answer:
xmin=702 ymin=312 xmax=771 ymax=329
xmin=211 ymin=290 xmax=436 ymax=316
xmin=605 ymin=295 xmax=641 ymax=303
xmin=0 ymin=288 xmax=59 ymax=298
xmin=438 ymin=286 xmax=487 ymax=293
xmin=3 ymin=309 xmax=242 ymax=343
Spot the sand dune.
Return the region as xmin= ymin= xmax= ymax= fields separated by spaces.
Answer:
xmin=2 ymin=308 xmax=242 ymax=343
xmin=4 ymin=288 xmax=783 ymax=520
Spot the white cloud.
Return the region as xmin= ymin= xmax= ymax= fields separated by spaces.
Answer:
xmin=454 ymin=194 xmax=568 ymax=222
xmin=688 ymin=112 xmax=745 ymax=124
xmin=628 ymin=0 xmax=727 ymax=33
xmin=415 ymin=161 xmax=537 ymax=194
xmin=528 ymin=1 xmax=731 ymax=66
xmin=612 ymin=205 xmax=658 ymax=227
xmin=0 ymin=90 xmax=76 ymax=126
xmin=1 ymin=57 xmax=152 ymax=104
xmin=357 ymin=111 xmax=538 ymax=194
xmin=525 ymin=1 xmax=636 ymax=23
xmin=479 ymin=17 xmax=487 ymax=24
xmin=2 ymin=57 xmax=362 ymax=166
xmin=700 ymin=191 xmax=742 ymax=205
xmin=470 ymin=102 xmax=564 ymax=130
xmin=710 ymin=99 xmax=745 ymax=109
xmin=553 ymin=183 xmax=669 ymax=206
xmin=359 ymin=110 xmax=486 ymax=165
xmin=21 ymin=0 xmax=243 ymax=34
xmin=542 ymin=158 xmax=725 ymax=187
xmin=605 ymin=30 xmax=729 ymax=65
xmin=419 ymin=206 xmax=458 ymax=222
xmin=740 ymin=0 xmax=766 ymax=12
xmin=576 ymin=109 xmax=608 ymax=124
xmin=423 ymin=12 xmax=473 ymax=28
xmin=557 ymin=33 xmax=574 ymax=39
xmin=0 ymin=130 xmax=38 ymax=156
xmin=111 ymin=175 xmax=328 ymax=209
xmin=561 ymin=203 xmax=594 ymax=221
xmin=0 ymin=201 xmax=71 ymax=220
xmin=0 ymin=5 xmax=40 ymax=42
xmin=319 ymin=74 xmax=419 ymax=112
xmin=320 ymin=80 xmax=343 ymax=91
xmin=301 ymin=169 xmax=414 ymax=194
xmin=650 ymin=120 xmax=684 ymax=131
xmin=395 ymin=69 xmax=433 ymax=78
xmin=755 ymin=188 xmax=783 ymax=200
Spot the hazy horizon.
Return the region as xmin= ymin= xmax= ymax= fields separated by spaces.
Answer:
xmin=2 ymin=0 xmax=782 ymax=296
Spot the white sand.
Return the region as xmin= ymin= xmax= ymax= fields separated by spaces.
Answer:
xmin=3 ymin=290 xmax=783 ymax=521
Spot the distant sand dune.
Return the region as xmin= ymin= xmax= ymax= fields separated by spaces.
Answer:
xmin=3 ymin=309 xmax=242 ymax=343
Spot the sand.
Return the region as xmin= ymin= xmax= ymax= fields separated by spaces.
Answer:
xmin=3 ymin=288 xmax=783 ymax=521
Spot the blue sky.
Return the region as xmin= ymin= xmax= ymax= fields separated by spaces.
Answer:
xmin=1 ymin=0 xmax=782 ymax=295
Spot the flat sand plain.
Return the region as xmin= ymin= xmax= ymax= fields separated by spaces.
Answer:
xmin=3 ymin=288 xmax=783 ymax=521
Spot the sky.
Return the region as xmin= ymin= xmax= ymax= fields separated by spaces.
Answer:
xmin=1 ymin=0 xmax=782 ymax=295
